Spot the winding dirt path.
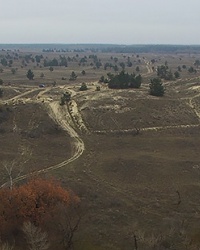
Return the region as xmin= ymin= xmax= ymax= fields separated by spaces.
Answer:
xmin=187 ymin=92 xmax=200 ymax=120
xmin=1 ymin=88 xmax=39 ymax=105
xmin=47 ymin=101 xmax=85 ymax=160
xmin=1 ymin=87 xmax=85 ymax=187
xmin=143 ymin=59 xmax=154 ymax=75
xmin=94 ymin=124 xmax=200 ymax=135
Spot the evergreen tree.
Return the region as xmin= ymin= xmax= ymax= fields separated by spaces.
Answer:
xmin=26 ymin=69 xmax=34 ymax=80
xmin=149 ymin=78 xmax=165 ymax=97
xmin=79 ymin=82 xmax=88 ymax=91
xmin=69 ymin=71 xmax=77 ymax=81
xmin=0 ymin=88 xmax=3 ymax=97
xmin=174 ymin=71 xmax=180 ymax=78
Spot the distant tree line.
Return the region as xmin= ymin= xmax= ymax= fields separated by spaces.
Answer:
xmin=107 ymin=70 xmax=142 ymax=89
xmin=101 ymin=45 xmax=200 ymax=54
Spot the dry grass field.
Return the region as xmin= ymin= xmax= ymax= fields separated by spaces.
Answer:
xmin=0 ymin=46 xmax=200 ymax=249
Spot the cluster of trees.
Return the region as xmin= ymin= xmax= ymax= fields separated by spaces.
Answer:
xmin=99 ymin=70 xmax=165 ymax=96
xmin=79 ymin=56 xmax=87 ymax=66
xmin=103 ymin=57 xmax=140 ymax=72
xmin=107 ymin=70 xmax=142 ymax=89
xmin=0 ymin=178 xmax=80 ymax=249
xmin=42 ymin=54 xmax=103 ymax=69
xmin=177 ymin=64 xmax=198 ymax=74
xmin=188 ymin=66 xmax=197 ymax=73
xmin=26 ymin=69 xmax=82 ymax=81
xmin=157 ymin=64 xmax=181 ymax=80
xmin=157 ymin=59 xmax=200 ymax=80
xmin=0 ymin=51 xmax=141 ymax=79
xmin=178 ymin=63 xmax=199 ymax=73
xmin=0 ymin=67 xmax=17 ymax=75
xmin=104 ymin=62 xmax=118 ymax=71
xmin=35 ymin=55 xmax=43 ymax=63
xmin=99 ymin=75 xmax=108 ymax=83
xmin=0 ymin=57 xmax=13 ymax=67
xmin=101 ymin=70 xmax=164 ymax=96
xmin=157 ymin=64 xmax=173 ymax=80
xmin=0 ymin=52 xmax=78 ymax=69
xmin=34 ymin=54 xmax=76 ymax=67
xmin=44 ymin=58 xmax=59 ymax=67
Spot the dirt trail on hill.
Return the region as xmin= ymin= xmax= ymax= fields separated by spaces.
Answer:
xmin=94 ymin=124 xmax=200 ymax=135
xmin=188 ymin=92 xmax=200 ymax=120
xmin=67 ymin=100 xmax=89 ymax=134
xmin=1 ymin=87 xmax=85 ymax=187
xmin=0 ymin=88 xmax=38 ymax=105
xmin=36 ymin=87 xmax=52 ymax=98
xmin=143 ymin=59 xmax=153 ymax=75
xmin=47 ymin=101 xmax=85 ymax=157
xmin=13 ymin=101 xmax=85 ymax=183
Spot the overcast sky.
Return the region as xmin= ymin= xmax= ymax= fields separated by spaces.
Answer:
xmin=0 ymin=0 xmax=199 ymax=44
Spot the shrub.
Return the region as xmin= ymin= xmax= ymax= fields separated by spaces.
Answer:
xmin=79 ymin=82 xmax=88 ymax=91
xmin=0 ymin=88 xmax=3 ymax=97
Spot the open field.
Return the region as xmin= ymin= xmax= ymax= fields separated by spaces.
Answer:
xmin=0 ymin=45 xmax=200 ymax=249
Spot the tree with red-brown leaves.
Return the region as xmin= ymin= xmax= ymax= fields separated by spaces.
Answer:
xmin=0 ymin=178 xmax=80 ymax=249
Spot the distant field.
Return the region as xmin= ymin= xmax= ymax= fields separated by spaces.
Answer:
xmin=0 ymin=46 xmax=200 ymax=249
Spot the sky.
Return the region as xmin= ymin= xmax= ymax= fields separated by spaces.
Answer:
xmin=0 ymin=0 xmax=200 ymax=44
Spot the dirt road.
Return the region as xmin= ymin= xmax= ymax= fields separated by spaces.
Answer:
xmin=1 ymin=86 xmax=85 ymax=187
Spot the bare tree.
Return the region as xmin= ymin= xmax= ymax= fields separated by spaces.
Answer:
xmin=2 ymin=160 xmax=15 ymax=190
xmin=133 ymin=125 xmax=140 ymax=135
xmin=1 ymin=145 xmax=32 ymax=189
xmin=176 ymin=190 xmax=181 ymax=206
xmin=131 ymin=119 xmax=141 ymax=136
xmin=56 ymin=203 xmax=81 ymax=250
xmin=22 ymin=221 xmax=50 ymax=250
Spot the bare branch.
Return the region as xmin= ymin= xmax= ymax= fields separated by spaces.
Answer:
xmin=0 ymin=238 xmax=14 ymax=250
xmin=22 ymin=221 xmax=50 ymax=250
xmin=1 ymin=145 xmax=32 ymax=189
xmin=56 ymin=203 xmax=81 ymax=250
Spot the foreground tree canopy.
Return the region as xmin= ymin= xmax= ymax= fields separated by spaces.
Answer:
xmin=107 ymin=70 xmax=142 ymax=89
xmin=0 ymin=178 xmax=80 ymax=248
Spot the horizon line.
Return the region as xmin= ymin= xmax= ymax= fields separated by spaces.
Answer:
xmin=0 ymin=43 xmax=200 ymax=46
